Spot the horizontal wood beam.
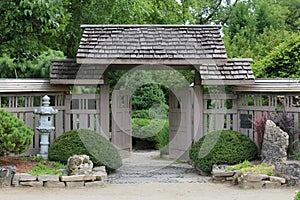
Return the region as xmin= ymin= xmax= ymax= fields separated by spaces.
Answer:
xmin=50 ymin=79 xmax=104 ymax=85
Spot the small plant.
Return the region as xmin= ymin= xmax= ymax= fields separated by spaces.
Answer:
xmin=0 ymin=109 xmax=34 ymax=155
xmin=226 ymin=160 xmax=253 ymax=171
xmin=27 ymin=163 xmax=64 ymax=176
xmin=242 ymin=163 xmax=275 ymax=176
xmin=251 ymin=112 xmax=273 ymax=152
xmin=295 ymin=191 xmax=300 ymax=200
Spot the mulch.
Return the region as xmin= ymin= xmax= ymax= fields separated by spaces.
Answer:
xmin=0 ymin=156 xmax=38 ymax=173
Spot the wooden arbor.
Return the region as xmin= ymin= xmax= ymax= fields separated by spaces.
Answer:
xmin=50 ymin=25 xmax=256 ymax=160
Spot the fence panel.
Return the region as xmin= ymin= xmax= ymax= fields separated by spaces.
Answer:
xmin=0 ymin=93 xmax=66 ymax=155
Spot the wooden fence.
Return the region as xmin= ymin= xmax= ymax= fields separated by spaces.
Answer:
xmin=0 ymin=79 xmax=299 ymax=155
xmin=203 ymin=92 xmax=300 ymax=148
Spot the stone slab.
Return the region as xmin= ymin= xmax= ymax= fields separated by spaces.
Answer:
xmin=239 ymin=180 xmax=264 ymax=189
xmin=93 ymin=171 xmax=107 ymax=181
xmin=13 ymin=173 xmax=37 ymax=183
xmin=61 ymin=175 xmax=96 ymax=182
xmin=65 ymin=181 xmax=85 ymax=188
xmin=212 ymin=171 xmax=235 ymax=177
xmin=263 ymin=181 xmax=281 ymax=189
xmin=19 ymin=181 xmax=43 ymax=187
xmin=93 ymin=166 xmax=106 ymax=173
xmin=38 ymin=175 xmax=60 ymax=182
xmin=269 ymin=176 xmax=286 ymax=184
xmin=44 ymin=181 xmax=66 ymax=188
xmin=84 ymin=181 xmax=106 ymax=188
xmin=243 ymin=174 xmax=269 ymax=182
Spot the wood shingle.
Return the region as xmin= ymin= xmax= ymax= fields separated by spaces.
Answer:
xmin=76 ymin=25 xmax=227 ymax=65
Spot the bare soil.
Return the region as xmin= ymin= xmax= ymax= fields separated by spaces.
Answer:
xmin=0 ymin=156 xmax=38 ymax=173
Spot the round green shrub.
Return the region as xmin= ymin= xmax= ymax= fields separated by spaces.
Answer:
xmin=0 ymin=109 xmax=34 ymax=155
xmin=48 ymin=129 xmax=122 ymax=173
xmin=132 ymin=118 xmax=169 ymax=148
xmin=189 ymin=130 xmax=258 ymax=174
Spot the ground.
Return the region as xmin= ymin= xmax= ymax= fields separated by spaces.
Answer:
xmin=0 ymin=156 xmax=38 ymax=173
xmin=0 ymin=151 xmax=298 ymax=199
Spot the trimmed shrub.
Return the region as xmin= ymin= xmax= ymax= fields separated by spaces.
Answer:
xmin=49 ymin=129 xmax=122 ymax=173
xmin=0 ymin=109 xmax=34 ymax=155
xmin=190 ymin=130 xmax=258 ymax=174
xmin=132 ymin=118 xmax=169 ymax=150
xmin=155 ymin=120 xmax=169 ymax=151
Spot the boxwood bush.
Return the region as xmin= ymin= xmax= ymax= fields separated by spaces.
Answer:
xmin=190 ymin=130 xmax=258 ymax=174
xmin=0 ymin=109 xmax=34 ymax=155
xmin=49 ymin=129 xmax=122 ymax=173
xmin=132 ymin=118 xmax=169 ymax=150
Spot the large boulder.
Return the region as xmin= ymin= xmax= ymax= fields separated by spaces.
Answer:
xmin=262 ymin=120 xmax=289 ymax=164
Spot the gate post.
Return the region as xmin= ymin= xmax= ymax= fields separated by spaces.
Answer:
xmin=193 ymin=72 xmax=204 ymax=142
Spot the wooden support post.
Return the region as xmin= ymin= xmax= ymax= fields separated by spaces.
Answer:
xmin=100 ymin=84 xmax=110 ymax=139
xmin=193 ymin=71 xmax=204 ymax=142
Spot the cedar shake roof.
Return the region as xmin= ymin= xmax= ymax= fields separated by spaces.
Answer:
xmin=50 ymin=25 xmax=255 ymax=85
xmin=50 ymin=59 xmax=105 ymax=84
xmin=198 ymin=58 xmax=255 ymax=85
xmin=76 ymin=25 xmax=227 ymax=65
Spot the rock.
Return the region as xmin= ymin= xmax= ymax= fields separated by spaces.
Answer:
xmin=93 ymin=166 xmax=106 ymax=173
xmin=84 ymin=181 xmax=106 ymax=188
xmin=0 ymin=166 xmax=16 ymax=187
xmin=243 ymin=173 xmax=269 ymax=182
xmin=65 ymin=181 xmax=85 ymax=188
xmin=212 ymin=171 xmax=235 ymax=177
xmin=263 ymin=181 xmax=281 ymax=189
xmin=269 ymin=176 xmax=286 ymax=184
xmin=93 ymin=171 xmax=107 ymax=181
xmin=38 ymin=175 xmax=60 ymax=182
xmin=67 ymin=155 xmax=93 ymax=175
xmin=239 ymin=180 xmax=264 ymax=189
xmin=44 ymin=181 xmax=66 ymax=188
xmin=262 ymin=120 xmax=289 ymax=164
xmin=13 ymin=173 xmax=37 ymax=184
xmin=19 ymin=181 xmax=43 ymax=187
xmin=60 ymin=175 xmax=96 ymax=182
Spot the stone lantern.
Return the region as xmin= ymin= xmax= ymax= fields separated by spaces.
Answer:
xmin=34 ymin=95 xmax=58 ymax=159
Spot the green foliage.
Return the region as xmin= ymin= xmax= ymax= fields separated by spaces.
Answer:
xmin=253 ymin=32 xmax=300 ymax=78
xmin=27 ymin=162 xmax=65 ymax=176
xmin=295 ymin=191 xmax=300 ymax=200
xmin=49 ymin=129 xmax=122 ymax=173
xmin=0 ymin=109 xmax=34 ymax=155
xmin=132 ymin=84 xmax=167 ymax=111
xmin=190 ymin=130 xmax=258 ymax=174
xmin=132 ymin=118 xmax=169 ymax=148
xmin=0 ymin=0 xmax=69 ymax=62
xmin=0 ymin=50 xmax=64 ymax=78
xmin=291 ymin=142 xmax=300 ymax=161
xmin=155 ymin=120 xmax=169 ymax=150
xmin=226 ymin=160 xmax=253 ymax=172
xmin=239 ymin=163 xmax=275 ymax=176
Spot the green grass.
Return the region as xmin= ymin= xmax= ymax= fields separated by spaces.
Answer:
xmin=226 ymin=160 xmax=253 ymax=171
xmin=27 ymin=161 xmax=67 ymax=176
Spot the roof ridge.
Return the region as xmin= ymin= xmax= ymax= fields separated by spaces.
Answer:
xmin=80 ymin=24 xmax=222 ymax=28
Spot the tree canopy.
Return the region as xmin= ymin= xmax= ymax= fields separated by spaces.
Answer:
xmin=0 ymin=0 xmax=299 ymax=79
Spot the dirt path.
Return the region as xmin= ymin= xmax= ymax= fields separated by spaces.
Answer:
xmin=1 ymin=183 xmax=296 ymax=200
xmin=0 ymin=151 xmax=297 ymax=199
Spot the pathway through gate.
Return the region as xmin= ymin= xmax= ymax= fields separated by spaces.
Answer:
xmin=107 ymin=151 xmax=211 ymax=184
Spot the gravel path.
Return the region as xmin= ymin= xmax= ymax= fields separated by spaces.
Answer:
xmin=108 ymin=150 xmax=211 ymax=184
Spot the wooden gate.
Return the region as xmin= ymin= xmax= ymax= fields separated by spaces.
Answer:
xmin=169 ymin=89 xmax=193 ymax=160
xmin=111 ymin=90 xmax=132 ymax=157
